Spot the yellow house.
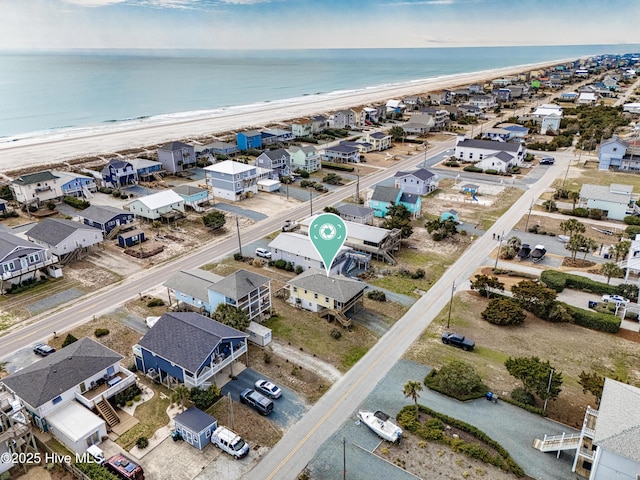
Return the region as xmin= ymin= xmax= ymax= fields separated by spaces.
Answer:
xmin=287 ymin=269 xmax=366 ymax=314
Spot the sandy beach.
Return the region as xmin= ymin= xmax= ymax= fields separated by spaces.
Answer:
xmin=0 ymin=58 xmax=573 ymax=175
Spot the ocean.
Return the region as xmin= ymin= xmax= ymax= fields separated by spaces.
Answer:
xmin=1 ymin=44 xmax=638 ymax=142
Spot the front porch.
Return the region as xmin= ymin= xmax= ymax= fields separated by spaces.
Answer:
xmin=184 ymin=342 xmax=248 ymax=388
xmin=76 ymin=370 xmax=137 ymax=408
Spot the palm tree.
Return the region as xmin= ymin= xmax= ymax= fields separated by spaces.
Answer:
xmin=600 ymin=262 xmax=623 ymax=284
xmin=613 ymin=240 xmax=631 ymax=262
xmin=403 ymin=380 xmax=423 ymax=413
xmin=568 ymin=191 xmax=580 ymax=210
xmin=171 ymin=385 xmax=191 ymax=412
xmin=583 ymin=238 xmax=598 ymax=260
xmin=559 ymin=218 xmax=586 ymax=238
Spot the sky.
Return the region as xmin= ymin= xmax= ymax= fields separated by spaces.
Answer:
xmin=0 ymin=0 xmax=638 ymax=50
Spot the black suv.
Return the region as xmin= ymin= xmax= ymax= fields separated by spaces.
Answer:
xmin=441 ymin=332 xmax=475 ymax=351
xmin=239 ymin=388 xmax=274 ymax=416
xmin=33 ymin=343 xmax=56 ymax=356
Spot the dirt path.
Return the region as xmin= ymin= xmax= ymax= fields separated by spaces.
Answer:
xmin=269 ymin=340 xmax=342 ymax=383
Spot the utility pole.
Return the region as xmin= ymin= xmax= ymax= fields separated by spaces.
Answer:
xmin=543 ymin=368 xmax=554 ymax=413
xmin=524 ymin=199 xmax=534 ymax=232
xmin=494 ymin=230 xmax=505 ymax=269
xmin=309 ymin=188 xmax=313 ymax=216
xmin=343 ymin=437 xmax=346 ymax=480
xmin=446 ymin=280 xmax=456 ymax=329
xmin=355 ymin=169 xmax=360 ymax=203
xmin=235 ymin=216 xmax=242 ymax=257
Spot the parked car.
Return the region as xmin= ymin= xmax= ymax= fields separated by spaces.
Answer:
xmin=255 ymin=248 xmax=272 ymax=259
xmin=86 ymin=445 xmax=105 ymax=465
xmin=239 ymin=388 xmax=274 ymax=416
xmin=33 ymin=343 xmax=56 ymax=356
xmin=540 ymin=157 xmax=555 ymax=165
xmin=601 ymin=294 xmax=630 ymax=305
xmin=254 ymin=379 xmax=282 ymax=399
xmin=211 ymin=426 xmax=249 ymax=459
xmin=441 ymin=332 xmax=475 ymax=351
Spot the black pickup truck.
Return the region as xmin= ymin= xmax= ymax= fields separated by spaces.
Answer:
xmin=441 ymin=332 xmax=475 ymax=351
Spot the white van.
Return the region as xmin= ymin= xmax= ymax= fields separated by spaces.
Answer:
xmin=86 ymin=445 xmax=105 ymax=465
xmin=211 ymin=427 xmax=249 ymax=459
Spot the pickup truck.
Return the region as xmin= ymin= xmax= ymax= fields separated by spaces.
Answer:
xmin=441 ymin=332 xmax=475 ymax=351
xmin=282 ymin=220 xmax=297 ymax=232
xmin=239 ymin=388 xmax=274 ymax=416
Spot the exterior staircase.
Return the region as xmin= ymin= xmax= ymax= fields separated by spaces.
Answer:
xmin=96 ymin=398 xmax=120 ymax=429
xmin=532 ymin=433 xmax=580 ymax=452
xmin=82 ymin=186 xmax=94 ymax=199
xmin=319 ymin=309 xmax=352 ymax=329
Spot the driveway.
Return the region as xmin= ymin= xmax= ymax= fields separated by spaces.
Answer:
xmin=220 ymin=368 xmax=308 ymax=430
xmin=213 ymin=203 xmax=267 ymax=221
xmin=307 ymin=360 xmax=578 ymax=480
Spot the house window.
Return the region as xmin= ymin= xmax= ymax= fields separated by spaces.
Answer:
xmin=468 ymin=153 xmax=473 ymax=159
xmin=52 ymin=396 xmax=62 ymax=405
xmin=2 ymin=262 xmax=14 ymax=272
xmin=325 ymin=297 xmax=330 ymax=303
xmin=28 ymin=253 xmax=40 ymax=263
xmin=292 ymin=287 xmax=297 ymax=292
xmin=314 ymin=293 xmax=318 ymax=299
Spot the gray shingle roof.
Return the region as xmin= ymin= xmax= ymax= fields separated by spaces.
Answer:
xmin=593 ymin=378 xmax=640 ymax=462
xmin=288 ymin=269 xmax=366 ymax=303
xmin=26 ymin=218 xmax=96 ymax=246
xmin=159 ymin=141 xmax=191 ymax=151
xmin=326 ymin=144 xmax=359 ymax=154
xmin=580 ymin=184 xmax=631 ymax=204
xmin=163 ymin=269 xmax=224 ymax=303
xmin=79 ymin=205 xmax=130 ymax=224
xmin=174 ymin=407 xmax=217 ymax=432
xmin=457 ymin=138 xmax=520 ymax=152
xmin=13 ymin=171 xmax=59 ymax=186
xmin=371 ymin=185 xmax=401 ymax=203
xmin=0 ymin=231 xmax=43 ymax=260
xmin=262 ymin=149 xmax=290 ymax=160
xmin=394 ymin=168 xmax=435 ymax=181
xmin=210 ymin=269 xmax=270 ymax=300
xmin=137 ymin=312 xmax=247 ymax=373
xmin=1 ymin=337 xmax=123 ymax=408
xmin=337 ymin=204 xmax=374 ymax=218
xmin=492 ymin=151 xmax=514 ymax=162
xmin=400 ymin=192 xmax=420 ymax=205
xmin=370 ymin=132 xmax=389 ymax=140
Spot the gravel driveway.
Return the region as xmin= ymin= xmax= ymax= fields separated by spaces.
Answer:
xmin=307 ymin=359 xmax=578 ymax=480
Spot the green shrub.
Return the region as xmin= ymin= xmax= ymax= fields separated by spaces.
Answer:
xmin=136 ymin=436 xmax=149 ymax=449
xmin=624 ymin=215 xmax=640 ymax=225
xmin=46 ymin=201 xmax=56 ymax=210
xmin=571 ymin=207 xmax=589 ymax=217
xmin=63 ymin=196 xmax=90 ymax=209
xmin=94 ymin=328 xmax=110 ymax=338
xmin=367 ymin=290 xmax=387 ymax=302
xmin=126 ymin=400 xmax=134 ymax=407
xmin=62 ymin=333 xmax=78 ymax=348
xmin=484 ymin=169 xmax=499 ymax=175
xmin=564 ymin=304 xmax=621 ymax=333
xmin=295 ymin=265 xmax=304 ymax=274
xmin=147 ymin=298 xmax=165 ymax=307
xmin=190 ymin=385 xmax=221 ymax=410
xmin=233 ymin=252 xmax=243 ymax=261
xmin=133 ymin=395 xmax=141 ymax=402
xmin=321 ymin=161 xmax=355 ymax=172
xmin=330 ymin=328 xmax=342 ymax=340
xmin=463 ymin=165 xmax=483 ymax=173
xmin=114 ymin=384 xmax=142 ymax=407
xmin=511 ymin=387 xmax=536 ymax=406
xmin=75 ymin=463 xmax=119 ymax=480
xmin=98 ymin=187 xmax=114 ymax=194
xmin=540 ymin=270 xmax=567 ymax=292
xmin=443 ymin=161 xmax=460 ymax=167
xmin=626 ymin=225 xmax=640 ymax=238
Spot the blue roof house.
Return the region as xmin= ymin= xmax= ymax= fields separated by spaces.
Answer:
xmin=172 ymin=185 xmax=210 ymax=210
xmin=133 ymin=312 xmax=249 ymax=388
xmin=55 ymin=172 xmax=97 ymax=199
xmin=101 ymin=159 xmax=138 ymax=189
xmin=369 ymin=185 xmax=402 ymax=218
xmin=400 ymin=192 xmax=422 ymax=218
xmin=236 ymin=130 xmax=262 ymax=151
xmin=129 ymin=158 xmax=163 ymax=181
xmin=173 ymin=408 xmax=217 ymax=450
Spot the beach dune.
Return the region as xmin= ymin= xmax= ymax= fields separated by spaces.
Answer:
xmin=0 ymin=59 xmax=571 ymax=175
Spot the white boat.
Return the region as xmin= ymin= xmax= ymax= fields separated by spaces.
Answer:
xmin=357 ymin=410 xmax=402 ymax=443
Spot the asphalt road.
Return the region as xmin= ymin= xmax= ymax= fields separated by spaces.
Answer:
xmin=0 ymin=138 xmax=456 ymax=358
xmin=247 ymin=153 xmax=568 ymax=480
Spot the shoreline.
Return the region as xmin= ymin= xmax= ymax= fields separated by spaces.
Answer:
xmin=0 ymin=56 xmax=578 ymax=175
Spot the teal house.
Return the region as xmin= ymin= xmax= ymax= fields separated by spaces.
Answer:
xmin=369 ymin=185 xmax=421 ymax=218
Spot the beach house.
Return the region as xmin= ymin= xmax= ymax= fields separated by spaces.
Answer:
xmin=469 ymin=94 xmax=496 ymax=110
xmin=10 ymin=171 xmax=62 ymax=206
xmin=572 ymin=378 xmax=640 ymax=479
xmin=54 ymin=171 xmax=97 ymax=199
xmin=288 ymin=145 xmax=320 ymax=173
xmin=322 ymin=144 xmax=360 ymax=163
xmin=310 ymin=115 xmax=329 ymax=133
xmin=157 ymin=142 xmax=196 ymax=174
xmin=25 ymin=218 xmax=103 ymax=261
xmin=394 ymin=168 xmax=438 ymax=195
xmin=416 ymin=107 xmax=449 ymax=130
xmin=578 ymin=183 xmax=634 ymax=221
xmin=598 ymin=135 xmax=630 ymax=170
xmin=403 ymin=113 xmax=435 ymax=135
xmin=0 ymin=337 xmax=136 ymax=450
xmin=261 ymin=128 xmax=293 ymax=146
xmin=256 ymin=149 xmax=291 ymax=179
xmin=172 ymin=185 xmax=211 ymax=211
xmin=454 ymin=138 xmax=525 ymax=167
xmin=133 ymin=312 xmax=249 ymax=389
xmin=0 ymin=231 xmax=61 ymax=290
xmin=126 ymin=189 xmax=185 ymax=221
xmin=101 ymin=159 xmax=138 ymax=189
xmin=268 ymin=232 xmax=353 ymax=274
xmin=287 ymin=269 xmax=366 ymax=316
xmin=78 ymin=205 xmax=135 ymax=235
xmin=129 ymin=158 xmax=163 ymax=182
xmin=368 ymin=185 xmax=421 ymax=218
xmin=331 ymin=109 xmax=358 ymax=129
xmin=291 ymin=119 xmax=314 ymax=138
xmin=203 ymin=160 xmax=258 ymax=201
xmin=163 ymin=268 xmax=272 ymax=323
xmin=336 ymin=204 xmax=374 ymax=225
xmin=362 ymin=131 xmax=392 ymax=151
xmin=236 ymin=130 xmax=262 ymax=151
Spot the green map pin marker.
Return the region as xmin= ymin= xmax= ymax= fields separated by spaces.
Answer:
xmin=309 ymin=213 xmax=348 ymax=277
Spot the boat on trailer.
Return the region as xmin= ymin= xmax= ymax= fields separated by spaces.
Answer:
xmin=357 ymin=410 xmax=403 ymax=443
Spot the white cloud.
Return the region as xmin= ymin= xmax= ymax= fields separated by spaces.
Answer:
xmin=219 ymin=0 xmax=271 ymax=4
xmin=63 ymin=0 xmax=126 ymax=6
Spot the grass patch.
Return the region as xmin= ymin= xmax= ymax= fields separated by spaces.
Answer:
xmin=474 ymin=187 xmax=523 ymax=230
xmin=266 ymin=298 xmax=377 ymax=373
xmin=116 ymin=380 xmax=171 ymax=451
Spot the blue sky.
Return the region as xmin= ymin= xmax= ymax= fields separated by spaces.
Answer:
xmin=1 ymin=0 xmax=638 ymax=50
